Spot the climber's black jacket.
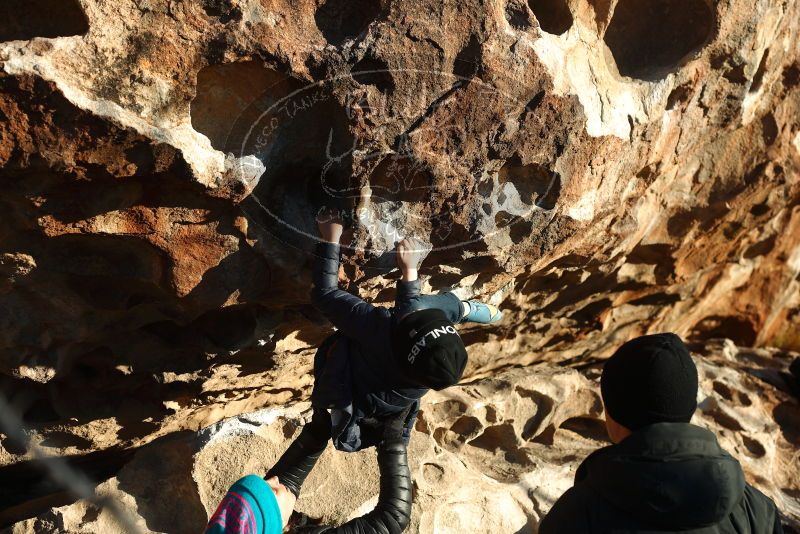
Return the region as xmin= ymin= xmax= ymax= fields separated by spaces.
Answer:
xmin=539 ymin=422 xmax=784 ymax=534
xmin=310 ymin=242 xmax=456 ymax=452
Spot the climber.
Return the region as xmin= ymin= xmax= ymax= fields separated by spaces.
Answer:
xmin=538 ymin=333 xmax=785 ymax=534
xmin=203 ymin=406 xmax=412 ymax=534
xmin=263 ymin=207 xmax=502 ymax=527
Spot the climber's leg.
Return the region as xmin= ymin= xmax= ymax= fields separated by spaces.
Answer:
xmin=397 ymin=291 xmax=465 ymax=323
xmin=404 ymin=292 xmax=502 ymax=325
xmin=460 ymin=299 xmax=503 ymax=324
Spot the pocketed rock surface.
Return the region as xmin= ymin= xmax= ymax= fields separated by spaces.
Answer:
xmin=0 ymin=0 xmax=799 ymax=529
xmin=7 ymin=340 xmax=800 ymax=533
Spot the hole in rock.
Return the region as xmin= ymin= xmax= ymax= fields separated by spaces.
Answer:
xmin=201 ymin=0 xmax=242 ymax=22
xmin=667 ymin=83 xmax=693 ymax=110
xmin=39 ymin=431 xmax=92 ymax=450
xmin=559 ymin=416 xmax=609 ymax=442
xmin=478 ymin=178 xmax=494 ymax=198
xmin=81 ymin=505 xmax=101 ymax=524
xmin=691 ymin=315 xmax=757 ymax=346
xmin=509 ymin=218 xmax=534 ymax=244
xmin=192 ymin=61 xmax=357 ymax=241
xmin=712 ymin=381 xmax=733 ymax=402
xmin=450 ymin=415 xmax=483 ymax=437
xmin=228 ymin=349 xmax=277 ymax=379
xmin=468 ymin=423 xmax=519 ymax=452
xmin=604 ymin=0 xmax=715 ymax=80
xmin=116 ymin=419 xmax=160 ymax=442
xmin=528 ymin=0 xmax=574 ymax=35
xmin=498 ymin=157 xmax=561 ymax=210
xmin=315 ymin=0 xmax=384 ymax=46
xmin=742 ymin=161 xmax=769 ymax=187
xmin=773 ymin=401 xmax=800 ymax=445
xmin=742 ymin=435 xmax=766 ymax=458
xmin=743 ymin=235 xmax=776 ymax=259
xmin=352 ymin=55 xmax=395 ymax=93
xmin=626 ymin=243 xmax=674 ymax=265
xmin=761 ymin=113 xmax=778 ymax=146
xmin=0 ymin=0 xmax=89 ymax=42
xmin=790 ymin=357 xmax=800 ymax=380
xmin=750 ymin=203 xmax=770 ymax=217
xmin=714 ymin=382 xmax=754 ymax=411
xmin=1 ymin=434 xmax=28 ymax=456
xmin=483 ymin=405 xmax=499 ymax=424
xmin=58 ymin=347 xmax=125 ymax=387
xmin=569 ymin=298 xmax=611 ymax=325
xmin=531 ymin=423 xmax=557 ymax=446
xmin=737 ymin=391 xmax=753 ymax=407
xmin=782 ymin=62 xmax=800 ymax=89
xmin=628 ymin=292 xmax=681 ymax=307
xmin=495 ymin=210 xmax=513 ymax=226
xmin=453 ymin=34 xmax=482 ymax=79
xmin=427 ymin=271 xmax=467 ymax=289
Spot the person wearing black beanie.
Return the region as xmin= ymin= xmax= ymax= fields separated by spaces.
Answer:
xmin=540 ymin=332 xmax=784 ymax=534
xmin=601 ymin=332 xmax=698 ymax=437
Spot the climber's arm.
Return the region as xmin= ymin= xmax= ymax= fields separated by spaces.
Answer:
xmin=393 ymin=238 xmax=423 ymax=320
xmin=311 ymin=210 xmax=391 ymax=347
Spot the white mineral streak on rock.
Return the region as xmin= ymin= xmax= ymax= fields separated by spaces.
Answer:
xmin=530 ymin=21 xmax=652 ymax=140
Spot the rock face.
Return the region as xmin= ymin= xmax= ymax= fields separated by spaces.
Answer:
xmin=7 ymin=341 xmax=800 ymax=533
xmin=0 ymin=0 xmax=799 ymax=529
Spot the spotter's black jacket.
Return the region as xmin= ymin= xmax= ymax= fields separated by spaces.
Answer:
xmin=539 ymin=422 xmax=784 ymax=534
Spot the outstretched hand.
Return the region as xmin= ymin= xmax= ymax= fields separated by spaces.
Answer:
xmin=395 ymin=238 xmax=423 ymax=282
xmin=316 ymin=207 xmax=344 ymax=244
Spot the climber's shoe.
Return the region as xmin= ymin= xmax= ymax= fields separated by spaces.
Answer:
xmin=462 ymin=300 xmax=502 ymax=324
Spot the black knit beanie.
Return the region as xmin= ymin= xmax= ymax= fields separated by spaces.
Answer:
xmin=601 ymin=333 xmax=698 ymax=431
xmin=392 ymin=309 xmax=468 ymax=390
